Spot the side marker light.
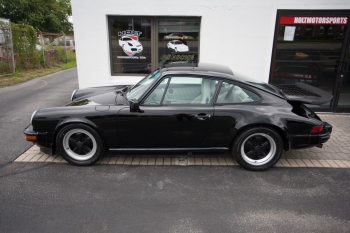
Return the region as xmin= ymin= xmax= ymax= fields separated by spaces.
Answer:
xmin=25 ymin=135 xmax=37 ymax=141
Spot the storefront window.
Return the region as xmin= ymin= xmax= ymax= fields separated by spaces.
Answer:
xmin=270 ymin=11 xmax=349 ymax=111
xmin=158 ymin=18 xmax=200 ymax=62
xmin=108 ymin=16 xmax=200 ymax=76
xmin=109 ymin=17 xmax=152 ymax=75
xmin=337 ymin=36 xmax=350 ymax=109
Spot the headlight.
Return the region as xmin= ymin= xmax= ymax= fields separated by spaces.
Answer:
xmin=30 ymin=110 xmax=38 ymax=124
xmin=71 ymin=89 xmax=77 ymax=101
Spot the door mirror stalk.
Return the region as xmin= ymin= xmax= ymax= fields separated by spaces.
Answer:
xmin=130 ymin=99 xmax=144 ymax=113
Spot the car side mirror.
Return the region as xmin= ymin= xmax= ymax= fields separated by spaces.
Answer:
xmin=129 ymin=99 xmax=144 ymax=113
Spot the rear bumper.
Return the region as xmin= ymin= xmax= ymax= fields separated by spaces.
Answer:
xmin=290 ymin=122 xmax=332 ymax=149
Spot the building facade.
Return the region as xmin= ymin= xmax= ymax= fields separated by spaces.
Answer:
xmin=71 ymin=0 xmax=350 ymax=112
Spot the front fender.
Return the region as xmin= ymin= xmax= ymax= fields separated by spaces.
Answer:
xmin=55 ymin=117 xmax=98 ymax=131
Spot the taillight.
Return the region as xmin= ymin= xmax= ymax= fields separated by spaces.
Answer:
xmin=304 ymin=74 xmax=316 ymax=79
xmin=310 ymin=125 xmax=323 ymax=134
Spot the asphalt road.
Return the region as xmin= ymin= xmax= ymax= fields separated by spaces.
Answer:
xmin=0 ymin=68 xmax=78 ymax=166
xmin=0 ymin=164 xmax=349 ymax=233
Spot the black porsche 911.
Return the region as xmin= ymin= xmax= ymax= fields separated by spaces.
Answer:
xmin=24 ymin=62 xmax=333 ymax=171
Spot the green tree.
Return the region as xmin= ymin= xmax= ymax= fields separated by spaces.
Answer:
xmin=0 ymin=0 xmax=72 ymax=33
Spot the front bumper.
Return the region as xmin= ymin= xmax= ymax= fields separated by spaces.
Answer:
xmin=290 ymin=122 xmax=332 ymax=149
xmin=24 ymin=124 xmax=53 ymax=149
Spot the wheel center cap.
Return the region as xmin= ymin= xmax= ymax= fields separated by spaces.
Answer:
xmin=77 ymin=142 xmax=83 ymax=148
xmin=255 ymin=146 xmax=261 ymax=152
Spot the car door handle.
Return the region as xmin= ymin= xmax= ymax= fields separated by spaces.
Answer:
xmin=195 ymin=114 xmax=211 ymax=120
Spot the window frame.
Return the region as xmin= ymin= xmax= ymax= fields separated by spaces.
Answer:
xmin=108 ymin=16 xmax=201 ymax=76
xmin=141 ymin=75 xmax=220 ymax=106
xmin=269 ymin=10 xmax=350 ymax=112
xmin=214 ymin=80 xmax=262 ymax=105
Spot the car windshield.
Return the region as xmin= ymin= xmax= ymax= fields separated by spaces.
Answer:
xmin=126 ymin=70 xmax=162 ymax=100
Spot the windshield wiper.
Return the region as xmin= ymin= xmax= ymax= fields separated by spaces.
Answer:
xmin=119 ymin=86 xmax=130 ymax=101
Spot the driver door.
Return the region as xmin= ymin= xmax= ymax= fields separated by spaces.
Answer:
xmin=117 ymin=76 xmax=218 ymax=148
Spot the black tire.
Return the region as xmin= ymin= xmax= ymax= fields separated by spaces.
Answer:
xmin=232 ymin=127 xmax=282 ymax=171
xmin=56 ymin=123 xmax=105 ymax=166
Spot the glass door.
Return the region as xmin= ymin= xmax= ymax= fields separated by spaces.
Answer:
xmin=270 ymin=10 xmax=350 ymax=112
xmin=334 ymin=35 xmax=350 ymax=112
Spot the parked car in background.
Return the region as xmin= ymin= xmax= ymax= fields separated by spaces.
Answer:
xmin=24 ymin=62 xmax=332 ymax=171
xmin=51 ymin=36 xmax=75 ymax=51
xmin=167 ymin=40 xmax=189 ymax=52
xmin=122 ymin=64 xmax=152 ymax=74
xmin=164 ymin=33 xmax=194 ymax=40
xmin=273 ymin=62 xmax=320 ymax=86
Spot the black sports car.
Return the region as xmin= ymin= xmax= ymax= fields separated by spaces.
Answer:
xmin=24 ymin=62 xmax=333 ymax=171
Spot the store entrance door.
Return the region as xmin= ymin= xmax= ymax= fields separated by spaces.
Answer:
xmin=334 ymin=35 xmax=350 ymax=112
xmin=270 ymin=10 xmax=350 ymax=113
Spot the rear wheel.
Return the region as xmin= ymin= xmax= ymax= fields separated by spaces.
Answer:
xmin=56 ymin=124 xmax=105 ymax=166
xmin=233 ymin=127 xmax=282 ymax=171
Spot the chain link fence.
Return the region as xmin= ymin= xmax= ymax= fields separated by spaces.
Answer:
xmin=0 ymin=20 xmax=15 ymax=76
xmin=0 ymin=19 xmax=75 ymax=76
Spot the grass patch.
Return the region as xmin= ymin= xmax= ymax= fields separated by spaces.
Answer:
xmin=0 ymin=61 xmax=76 ymax=88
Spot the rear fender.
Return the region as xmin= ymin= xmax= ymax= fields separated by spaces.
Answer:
xmin=231 ymin=122 xmax=291 ymax=151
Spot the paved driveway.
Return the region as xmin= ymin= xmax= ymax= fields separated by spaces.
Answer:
xmin=0 ymin=68 xmax=78 ymax=166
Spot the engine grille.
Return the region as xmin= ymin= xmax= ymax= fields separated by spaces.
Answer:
xmin=272 ymin=84 xmax=321 ymax=97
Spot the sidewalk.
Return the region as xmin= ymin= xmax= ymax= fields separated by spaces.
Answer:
xmin=15 ymin=114 xmax=350 ymax=168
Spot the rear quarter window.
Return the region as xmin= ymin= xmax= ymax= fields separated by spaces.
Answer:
xmin=216 ymin=82 xmax=261 ymax=104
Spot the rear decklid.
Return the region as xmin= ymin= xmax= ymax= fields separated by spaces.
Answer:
xmin=272 ymin=82 xmax=333 ymax=105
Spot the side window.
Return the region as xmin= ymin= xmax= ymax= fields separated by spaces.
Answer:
xmin=163 ymin=77 xmax=217 ymax=105
xmin=216 ymin=81 xmax=260 ymax=104
xmin=143 ymin=78 xmax=169 ymax=105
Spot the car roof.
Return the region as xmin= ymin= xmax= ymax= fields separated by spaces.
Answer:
xmin=158 ymin=61 xmax=286 ymax=99
xmin=161 ymin=62 xmax=234 ymax=76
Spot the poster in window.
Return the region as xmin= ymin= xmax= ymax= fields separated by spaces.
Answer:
xmin=284 ymin=26 xmax=296 ymax=41
xmin=109 ymin=17 xmax=152 ymax=74
xmin=158 ymin=19 xmax=200 ymax=62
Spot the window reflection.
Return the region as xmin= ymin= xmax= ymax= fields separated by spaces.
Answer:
xmin=272 ymin=19 xmax=347 ymax=109
xmin=337 ymin=37 xmax=350 ymax=109
xmin=158 ymin=18 xmax=200 ymax=63
xmin=109 ymin=17 xmax=152 ymax=74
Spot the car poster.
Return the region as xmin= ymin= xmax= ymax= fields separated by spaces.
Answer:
xmin=117 ymin=30 xmax=146 ymax=59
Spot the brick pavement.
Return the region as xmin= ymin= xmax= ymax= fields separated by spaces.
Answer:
xmin=281 ymin=114 xmax=350 ymax=161
xmin=15 ymin=114 xmax=350 ymax=168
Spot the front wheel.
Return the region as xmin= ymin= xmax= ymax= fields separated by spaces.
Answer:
xmin=232 ymin=127 xmax=283 ymax=171
xmin=56 ymin=123 xmax=105 ymax=166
